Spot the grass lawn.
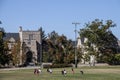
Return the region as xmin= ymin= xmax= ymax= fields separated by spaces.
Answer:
xmin=0 ymin=66 xmax=120 ymax=80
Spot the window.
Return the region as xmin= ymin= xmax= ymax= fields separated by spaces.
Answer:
xmin=29 ymin=34 xmax=33 ymax=40
xmin=28 ymin=41 xmax=31 ymax=45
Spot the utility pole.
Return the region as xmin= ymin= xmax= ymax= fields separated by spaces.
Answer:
xmin=72 ymin=22 xmax=80 ymax=68
xmin=40 ymin=42 xmax=42 ymax=65
xmin=39 ymin=28 xmax=42 ymax=66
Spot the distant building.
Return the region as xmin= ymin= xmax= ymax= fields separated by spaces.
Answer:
xmin=117 ymin=40 xmax=120 ymax=53
xmin=77 ymin=36 xmax=90 ymax=64
xmin=77 ymin=36 xmax=99 ymax=66
xmin=118 ymin=40 xmax=120 ymax=47
xmin=4 ymin=33 xmax=19 ymax=52
xmin=77 ymin=36 xmax=120 ymax=65
xmin=4 ymin=27 xmax=42 ymax=65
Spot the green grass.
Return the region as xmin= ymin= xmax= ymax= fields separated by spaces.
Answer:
xmin=0 ymin=66 xmax=120 ymax=80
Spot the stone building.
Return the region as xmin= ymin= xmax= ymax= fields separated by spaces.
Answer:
xmin=77 ymin=37 xmax=90 ymax=64
xmin=4 ymin=27 xmax=42 ymax=66
xmin=3 ymin=33 xmax=19 ymax=53
xmin=77 ymin=36 xmax=97 ymax=66
xmin=77 ymin=36 xmax=120 ymax=65
xmin=117 ymin=40 xmax=120 ymax=53
xmin=19 ymin=27 xmax=42 ymax=65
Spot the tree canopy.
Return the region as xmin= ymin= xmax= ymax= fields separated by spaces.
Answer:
xmin=0 ymin=27 xmax=11 ymax=66
xmin=79 ymin=19 xmax=119 ymax=64
xmin=42 ymin=31 xmax=79 ymax=64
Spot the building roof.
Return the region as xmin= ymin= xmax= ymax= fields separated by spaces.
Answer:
xmin=3 ymin=33 xmax=19 ymax=41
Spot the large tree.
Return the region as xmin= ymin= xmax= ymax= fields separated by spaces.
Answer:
xmin=11 ymin=40 xmax=21 ymax=66
xmin=44 ymin=31 xmax=77 ymax=64
xmin=0 ymin=27 xmax=11 ymax=66
xmin=38 ymin=27 xmax=47 ymax=63
xmin=46 ymin=31 xmax=60 ymax=63
xmin=79 ymin=19 xmax=119 ymax=64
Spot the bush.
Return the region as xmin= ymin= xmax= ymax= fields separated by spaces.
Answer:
xmin=43 ymin=64 xmax=72 ymax=68
xmin=108 ymin=53 xmax=120 ymax=65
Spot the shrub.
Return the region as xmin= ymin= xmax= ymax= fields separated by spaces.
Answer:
xmin=43 ymin=64 xmax=72 ymax=68
xmin=108 ymin=53 xmax=120 ymax=65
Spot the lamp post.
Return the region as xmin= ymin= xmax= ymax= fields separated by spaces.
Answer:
xmin=72 ymin=22 xmax=80 ymax=68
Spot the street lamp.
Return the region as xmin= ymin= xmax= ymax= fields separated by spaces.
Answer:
xmin=72 ymin=22 xmax=80 ymax=68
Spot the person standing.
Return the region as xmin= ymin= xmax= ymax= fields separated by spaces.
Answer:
xmin=71 ymin=68 xmax=74 ymax=74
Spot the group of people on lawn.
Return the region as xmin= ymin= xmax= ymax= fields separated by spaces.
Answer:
xmin=34 ymin=68 xmax=77 ymax=76
xmin=34 ymin=68 xmax=53 ymax=75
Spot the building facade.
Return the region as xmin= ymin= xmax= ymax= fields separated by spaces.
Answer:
xmin=77 ymin=36 xmax=98 ymax=66
xmin=77 ymin=36 xmax=120 ymax=65
xmin=4 ymin=27 xmax=42 ymax=66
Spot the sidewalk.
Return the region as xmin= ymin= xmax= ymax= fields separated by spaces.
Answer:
xmin=0 ymin=66 xmax=40 ymax=71
xmin=78 ymin=63 xmax=108 ymax=67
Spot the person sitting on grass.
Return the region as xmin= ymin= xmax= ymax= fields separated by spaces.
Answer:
xmin=61 ymin=69 xmax=67 ymax=76
xmin=71 ymin=68 xmax=74 ymax=74
xmin=34 ymin=69 xmax=37 ymax=75
xmin=34 ymin=68 xmax=41 ymax=75
xmin=38 ymin=68 xmax=42 ymax=74
xmin=80 ymin=70 xmax=84 ymax=75
xmin=47 ymin=68 xmax=52 ymax=74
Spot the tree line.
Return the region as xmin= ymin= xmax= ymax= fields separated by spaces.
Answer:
xmin=0 ymin=19 xmax=120 ymax=67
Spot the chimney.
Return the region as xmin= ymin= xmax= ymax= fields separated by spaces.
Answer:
xmin=19 ymin=26 xmax=22 ymax=32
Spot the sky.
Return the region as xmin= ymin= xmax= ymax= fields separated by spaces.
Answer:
xmin=0 ymin=0 xmax=120 ymax=40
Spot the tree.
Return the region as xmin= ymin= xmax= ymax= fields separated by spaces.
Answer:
xmin=21 ymin=42 xmax=27 ymax=65
xmin=38 ymin=27 xmax=47 ymax=63
xmin=45 ymin=31 xmax=78 ymax=64
xmin=11 ymin=40 xmax=21 ymax=66
xmin=0 ymin=21 xmax=2 ymax=24
xmin=79 ymin=19 xmax=118 ymax=64
xmin=0 ymin=27 xmax=10 ymax=66
xmin=46 ymin=31 xmax=59 ymax=63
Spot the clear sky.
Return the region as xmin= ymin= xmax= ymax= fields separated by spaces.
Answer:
xmin=0 ymin=0 xmax=120 ymax=40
